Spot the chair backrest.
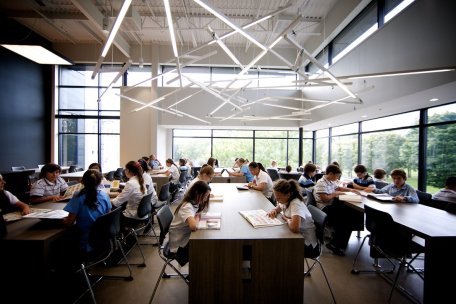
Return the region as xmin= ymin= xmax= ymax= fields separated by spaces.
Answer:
xmin=307 ymin=205 xmax=327 ymax=244
xmin=416 ymin=190 xmax=432 ymax=205
xmin=11 ymin=166 xmax=26 ymax=171
xmin=88 ymin=207 xmax=122 ymax=251
xmin=305 ymin=189 xmax=316 ymax=206
xmin=267 ymin=168 xmax=280 ymax=181
xmin=158 ymin=182 xmax=171 ymax=202
xmin=445 ymin=202 xmax=456 ymax=214
xmin=137 ymin=193 xmax=153 ymax=218
xmin=192 ymin=166 xmax=201 ymax=179
xmin=278 ymin=172 xmax=301 ymax=181
xmin=114 ymin=168 xmax=124 ymax=180
xmin=179 ymin=171 xmax=187 ymax=183
xmin=106 ymin=171 xmax=115 ymax=181
xmin=364 ymin=205 xmax=413 ymax=256
xmin=75 ymin=167 xmax=84 ymax=172
xmin=156 ymin=205 xmax=174 ymax=245
xmin=69 ymin=165 xmax=78 ymax=173
xmin=374 ymin=181 xmax=389 ymax=189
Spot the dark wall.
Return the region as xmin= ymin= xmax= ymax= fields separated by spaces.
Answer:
xmin=0 ymin=15 xmax=52 ymax=172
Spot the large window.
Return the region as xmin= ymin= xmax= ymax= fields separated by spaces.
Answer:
xmin=172 ymin=129 xmax=299 ymax=169
xmin=57 ymin=65 xmax=121 ymax=171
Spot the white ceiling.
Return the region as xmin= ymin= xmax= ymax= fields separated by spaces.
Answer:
xmin=1 ymin=0 xmax=456 ymax=130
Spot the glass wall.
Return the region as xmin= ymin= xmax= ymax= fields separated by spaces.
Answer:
xmin=57 ymin=65 xmax=121 ymax=171
xmin=172 ymin=129 xmax=299 ymax=169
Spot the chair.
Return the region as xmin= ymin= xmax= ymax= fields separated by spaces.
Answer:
xmin=106 ymin=171 xmax=115 ymax=181
xmin=114 ymin=168 xmax=125 ymax=181
xmin=178 ymin=171 xmax=188 ymax=192
xmin=305 ymin=189 xmax=316 ymax=206
xmin=416 ymin=190 xmax=432 ymax=205
xmin=305 ymin=205 xmax=337 ymax=304
xmin=374 ymin=180 xmax=389 ymax=189
xmin=357 ymin=205 xmax=424 ymax=303
xmin=121 ymin=193 xmax=153 ymax=265
xmin=157 ymin=182 xmax=171 ymax=207
xmin=266 ymin=168 xmax=280 ymax=181
xmin=76 ymin=207 xmax=134 ymax=304
xmin=149 ymin=205 xmax=189 ymax=303
xmin=278 ymin=172 xmax=301 ymax=181
xmin=69 ymin=165 xmax=78 ymax=173
xmin=191 ymin=166 xmax=201 ymax=179
xmin=445 ymin=202 xmax=456 ymax=214
xmin=11 ymin=166 xmax=26 ymax=171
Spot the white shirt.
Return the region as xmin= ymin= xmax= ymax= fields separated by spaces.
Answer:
xmin=30 ymin=177 xmax=68 ymax=197
xmin=279 ymin=198 xmax=318 ymax=248
xmin=254 ymin=170 xmax=273 ymax=198
xmin=168 ymin=164 xmax=180 ymax=184
xmin=433 ymin=189 xmax=456 ymax=203
xmin=112 ymin=176 xmax=145 ymax=219
xmin=168 ymin=202 xmax=197 ymax=252
xmin=143 ymin=172 xmax=158 ymax=206
xmin=314 ymin=175 xmax=340 ymax=209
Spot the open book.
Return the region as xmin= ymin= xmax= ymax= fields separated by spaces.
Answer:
xmin=2 ymin=208 xmax=52 ymax=222
xmin=367 ymin=193 xmax=394 ymax=202
xmin=197 ymin=212 xmax=222 ymax=230
xmin=338 ymin=192 xmax=363 ymax=203
xmin=57 ymin=183 xmax=84 ymax=201
xmin=239 ymin=209 xmax=285 ymax=228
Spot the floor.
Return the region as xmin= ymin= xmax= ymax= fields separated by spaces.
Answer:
xmin=73 ymin=195 xmax=424 ymax=304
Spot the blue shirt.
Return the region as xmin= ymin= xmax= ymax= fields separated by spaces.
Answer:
xmin=64 ymin=190 xmax=112 ymax=252
xmin=353 ymin=174 xmax=374 ymax=187
xmin=240 ymin=164 xmax=254 ymax=182
xmin=373 ymin=183 xmax=419 ymax=203
xmin=298 ymin=174 xmax=315 ymax=188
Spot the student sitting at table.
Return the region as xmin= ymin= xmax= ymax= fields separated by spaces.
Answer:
xmin=314 ymin=164 xmax=354 ymax=256
xmin=88 ymin=162 xmax=108 ymax=188
xmin=138 ymin=159 xmax=157 ymax=198
xmin=347 ymin=164 xmax=375 ymax=190
xmin=62 ymin=169 xmax=111 ymax=252
xmin=149 ymin=154 xmax=162 ymax=170
xmin=0 ymin=173 xmax=30 ymax=215
xmin=298 ymin=163 xmax=317 ymax=189
xmin=373 ymin=168 xmax=387 ymax=182
xmin=248 ymin=162 xmax=273 ymax=202
xmin=187 ymin=164 xmax=214 ymax=190
xmin=164 ymin=158 xmax=181 ymax=195
xmin=432 ymin=176 xmax=456 ymax=203
xmin=29 ymin=163 xmax=68 ymax=204
xmin=207 ymin=157 xmax=222 ymax=176
xmin=168 ymin=181 xmax=211 ymax=266
xmin=228 ymin=158 xmax=254 ymax=182
xmin=111 ymin=161 xmax=147 ymax=227
xmin=362 ymin=169 xmax=419 ymax=203
xmin=267 ymin=179 xmax=319 ymax=256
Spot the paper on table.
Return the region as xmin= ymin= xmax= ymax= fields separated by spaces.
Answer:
xmin=197 ymin=212 xmax=222 ymax=229
xmin=210 ymin=194 xmax=224 ymax=202
xmin=22 ymin=209 xmax=69 ymax=219
xmin=339 ymin=192 xmax=363 ymax=203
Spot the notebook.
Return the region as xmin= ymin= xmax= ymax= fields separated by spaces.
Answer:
xmin=367 ymin=193 xmax=394 ymax=202
xmin=236 ymin=185 xmax=249 ymax=191
xmin=197 ymin=212 xmax=222 ymax=230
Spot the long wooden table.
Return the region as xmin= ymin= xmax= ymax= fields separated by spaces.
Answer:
xmin=1 ymin=201 xmax=72 ymax=301
xmin=342 ymin=196 xmax=456 ymax=303
xmin=189 ymin=183 xmax=304 ymax=304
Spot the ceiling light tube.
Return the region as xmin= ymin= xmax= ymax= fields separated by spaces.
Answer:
xmin=132 ymin=83 xmax=193 ymax=112
xmin=208 ymin=25 xmax=243 ymax=68
xmin=284 ymin=34 xmax=357 ymax=99
xmin=0 ymin=44 xmax=72 ymax=65
xmin=164 ymin=0 xmax=179 ymax=57
xmin=194 ymin=0 xmax=266 ymax=51
xmin=101 ymin=0 xmax=132 ymax=58
xmin=117 ymin=93 xmax=183 ymax=116
xmin=98 ymin=60 xmax=132 ymax=100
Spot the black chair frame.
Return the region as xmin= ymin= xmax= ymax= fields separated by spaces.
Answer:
xmin=76 ymin=207 xmax=134 ymax=304
xmin=149 ymin=205 xmax=188 ymax=304
xmin=305 ymin=205 xmax=337 ymax=304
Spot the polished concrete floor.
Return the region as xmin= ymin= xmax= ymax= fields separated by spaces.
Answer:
xmin=73 ymin=221 xmax=424 ymax=304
